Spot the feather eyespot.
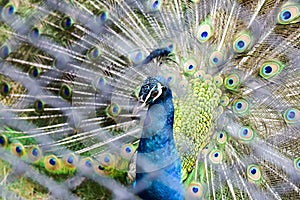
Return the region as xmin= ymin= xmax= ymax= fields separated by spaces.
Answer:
xmin=0 ymin=44 xmax=11 ymax=59
xmin=201 ymin=143 xmax=213 ymax=155
xmin=0 ymin=134 xmax=8 ymax=147
xmin=233 ymin=32 xmax=253 ymax=53
xmin=45 ymin=155 xmax=61 ymax=172
xmin=259 ymin=60 xmax=284 ymax=79
xmin=88 ymin=47 xmax=101 ymax=60
xmin=93 ymin=76 xmax=107 ymax=92
xmin=217 ymin=131 xmax=227 ymax=144
xmin=61 ymin=16 xmax=74 ymax=30
xmin=29 ymin=27 xmax=41 ymax=41
xmin=238 ymin=126 xmax=255 ymax=141
xmin=232 ymin=98 xmax=249 ymax=115
xmin=106 ymin=103 xmax=121 ymax=118
xmin=247 ymin=164 xmax=262 ymax=183
xmin=99 ymin=153 xmax=116 ymax=168
xmin=29 ymin=67 xmax=41 ymax=79
xmin=196 ymin=20 xmax=213 ymax=43
xmin=209 ymin=51 xmax=224 ymax=67
xmin=80 ymin=157 xmax=94 ymax=173
xmin=63 ymin=154 xmax=77 ymax=169
xmin=194 ymin=70 xmax=205 ymax=79
xmin=220 ymin=95 xmax=230 ymax=106
xmin=213 ymin=76 xmax=223 ymax=87
xmin=53 ymin=56 xmax=70 ymax=70
xmin=183 ymin=58 xmax=197 ymax=77
xmin=97 ymin=10 xmax=109 ymax=24
xmin=34 ymin=100 xmax=44 ymax=114
xmin=283 ymin=108 xmax=300 ymax=124
xmin=129 ymin=51 xmax=145 ymax=64
xmin=1 ymin=3 xmax=16 ymax=19
xmin=11 ymin=143 xmax=25 ymax=157
xmin=60 ymin=84 xmax=72 ymax=100
xmin=93 ymin=160 xmax=107 ymax=176
xmin=186 ymin=182 xmax=205 ymax=198
xmin=278 ymin=3 xmax=300 ymax=24
xmin=121 ymin=144 xmax=135 ymax=159
xmin=0 ymin=81 xmax=11 ymax=96
xmin=148 ymin=0 xmax=162 ymax=11
xmin=28 ymin=146 xmax=42 ymax=163
xmin=209 ymin=149 xmax=222 ymax=164
xmin=165 ymin=74 xmax=176 ymax=86
xmin=224 ymin=74 xmax=240 ymax=90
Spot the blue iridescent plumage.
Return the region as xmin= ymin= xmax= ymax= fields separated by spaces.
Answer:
xmin=140 ymin=48 xmax=172 ymax=65
xmin=135 ymin=77 xmax=184 ymax=200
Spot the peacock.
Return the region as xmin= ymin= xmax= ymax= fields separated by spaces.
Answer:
xmin=0 ymin=0 xmax=299 ymax=199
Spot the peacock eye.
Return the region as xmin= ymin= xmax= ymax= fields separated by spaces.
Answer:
xmin=63 ymin=154 xmax=77 ymax=169
xmin=183 ymin=58 xmax=197 ymax=77
xmin=61 ymin=16 xmax=74 ymax=30
xmin=277 ymin=3 xmax=300 ymax=24
xmin=28 ymin=146 xmax=43 ymax=163
xmin=224 ymin=74 xmax=240 ymax=90
xmin=217 ymin=131 xmax=228 ymax=144
xmin=45 ymin=155 xmax=61 ymax=172
xmin=106 ymin=103 xmax=121 ymax=118
xmin=34 ymin=99 xmax=45 ymax=113
xmin=238 ymin=126 xmax=255 ymax=141
xmin=209 ymin=149 xmax=223 ymax=164
xmin=1 ymin=3 xmax=16 ymax=19
xmin=60 ymin=84 xmax=72 ymax=100
xmin=194 ymin=70 xmax=205 ymax=79
xmin=121 ymin=144 xmax=135 ymax=159
xmin=233 ymin=31 xmax=253 ymax=53
xmin=283 ymin=108 xmax=300 ymax=124
xmin=0 ymin=81 xmax=11 ymax=96
xmin=80 ymin=157 xmax=94 ymax=173
xmin=11 ymin=143 xmax=25 ymax=157
xmin=0 ymin=44 xmax=11 ymax=59
xmin=99 ymin=153 xmax=116 ymax=168
xmin=196 ymin=19 xmax=213 ymax=43
xmin=220 ymin=95 xmax=230 ymax=106
xmin=247 ymin=164 xmax=262 ymax=183
xmin=151 ymin=90 xmax=159 ymax=98
xmin=88 ymin=47 xmax=101 ymax=60
xmin=148 ymin=0 xmax=162 ymax=11
xmin=259 ymin=60 xmax=284 ymax=79
xmin=209 ymin=51 xmax=224 ymax=67
xmin=29 ymin=66 xmax=41 ymax=79
xmin=187 ymin=182 xmax=204 ymax=198
xmin=0 ymin=134 xmax=8 ymax=147
xmin=232 ymin=98 xmax=249 ymax=115
xmin=29 ymin=27 xmax=41 ymax=42
xmin=213 ymin=75 xmax=223 ymax=87
xmin=96 ymin=10 xmax=109 ymax=24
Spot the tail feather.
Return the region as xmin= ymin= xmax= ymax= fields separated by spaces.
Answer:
xmin=0 ymin=0 xmax=300 ymax=199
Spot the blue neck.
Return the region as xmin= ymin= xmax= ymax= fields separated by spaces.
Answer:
xmin=138 ymin=88 xmax=175 ymax=153
xmin=135 ymin=88 xmax=184 ymax=200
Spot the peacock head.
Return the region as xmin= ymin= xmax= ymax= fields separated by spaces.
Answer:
xmin=138 ymin=76 xmax=168 ymax=107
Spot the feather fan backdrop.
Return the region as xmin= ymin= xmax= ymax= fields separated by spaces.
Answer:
xmin=0 ymin=0 xmax=299 ymax=199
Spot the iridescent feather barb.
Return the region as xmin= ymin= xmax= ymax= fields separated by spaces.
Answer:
xmin=0 ymin=0 xmax=300 ymax=199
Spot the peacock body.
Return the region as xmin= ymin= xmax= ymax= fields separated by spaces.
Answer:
xmin=0 ymin=0 xmax=299 ymax=199
xmin=135 ymin=76 xmax=184 ymax=200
